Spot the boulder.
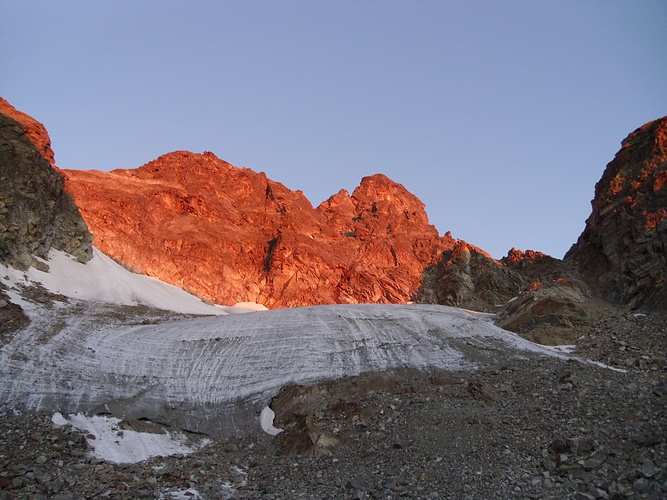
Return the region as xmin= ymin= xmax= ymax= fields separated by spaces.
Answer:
xmin=495 ymin=278 xmax=596 ymax=345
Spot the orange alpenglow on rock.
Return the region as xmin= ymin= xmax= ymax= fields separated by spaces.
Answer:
xmin=565 ymin=116 xmax=667 ymax=310
xmin=61 ymin=152 xmax=464 ymax=308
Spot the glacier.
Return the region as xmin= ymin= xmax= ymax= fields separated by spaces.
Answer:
xmin=0 ymin=248 xmax=565 ymax=438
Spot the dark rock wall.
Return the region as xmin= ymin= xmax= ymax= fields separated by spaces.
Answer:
xmin=415 ymin=242 xmax=527 ymax=312
xmin=0 ymin=98 xmax=92 ymax=269
xmin=566 ymin=117 xmax=667 ymax=311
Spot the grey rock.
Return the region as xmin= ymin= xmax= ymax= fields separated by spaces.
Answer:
xmin=0 ymin=99 xmax=93 ymax=270
xmin=565 ymin=116 xmax=667 ymax=312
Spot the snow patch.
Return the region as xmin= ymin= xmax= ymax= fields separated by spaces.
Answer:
xmin=51 ymin=412 xmax=68 ymax=426
xmin=260 ymin=406 xmax=283 ymax=436
xmin=55 ymin=413 xmax=210 ymax=464
xmin=0 ymin=247 xmax=264 ymax=315
xmin=547 ymin=344 xmax=576 ymax=354
xmin=161 ymin=489 xmax=203 ymax=500
xmin=227 ymin=301 xmax=268 ymax=313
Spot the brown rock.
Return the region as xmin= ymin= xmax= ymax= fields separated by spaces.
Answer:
xmin=502 ymin=247 xmax=564 ymax=284
xmin=61 ymin=153 xmax=463 ymax=307
xmin=495 ymin=278 xmax=595 ymax=345
xmin=566 ymin=116 xmax=667 ymax=311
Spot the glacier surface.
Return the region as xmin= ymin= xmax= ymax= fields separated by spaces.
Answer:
xmin=0 ymin=248 xmax=565 ymax=438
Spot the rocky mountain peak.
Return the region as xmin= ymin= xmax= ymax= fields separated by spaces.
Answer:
xmin=0 ymin=97 xmax=55 ymax=165
xmin=62 ymin=153 xmax=458 ymax=308
xmin=566 ymin=116 xmax=667 ymax=311
xmin=503 ymin=248 xmax=550 ymax=265
xmin=0 ymin=98 xmax=92 ymax=269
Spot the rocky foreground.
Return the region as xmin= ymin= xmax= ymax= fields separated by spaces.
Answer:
xmin=1 ymin=308 xmax=665 ymax=500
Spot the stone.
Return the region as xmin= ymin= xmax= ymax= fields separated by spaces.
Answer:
xmin=640 ymin=462 xmax=660 ymax=478
xmin=572 ymin=493 xmax=595 ymax=500
xmin=60 ymin=152 xmax=468 ymax=308
xmin=393 ymin=436 xmax=407 ymax=449
xmin=346 ymin=477 xmax=369 ymax=491
xmin=467 ymin=380 xmax=499 ymax=403
xmin=582 ymin=456 xmax=605 ymax=470
xmin=566 ymin=116 xmax=667 ymax=311
xmin=495 ymin=278 xmax=595 ymax=345
xmin=0 ymin=98 xmax=93 ymax=270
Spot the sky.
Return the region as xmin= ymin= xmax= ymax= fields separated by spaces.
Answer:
xmin=2 ymin=1 xmax=666 ymax=259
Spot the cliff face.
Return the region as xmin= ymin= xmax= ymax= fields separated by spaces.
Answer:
xmin=0 ymin=98 xmax=92 ymax=270
xmin=61 ymin=152 xmax=458 ymax=307
xmin=566 ymin=116 xmax=667 ymax=311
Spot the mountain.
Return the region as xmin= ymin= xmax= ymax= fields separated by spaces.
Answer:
xmin=566 ymin=116 xmax=667 ymax=311
xmin=4 ymin=95 xmax=665 ymax=317
xmin=0 ymin=98 xmax=92 ymax=270
xmin=60 ymin=152 xmax=462 ymax=308
xmin=1 ymin=98 xmax=665 ymax=499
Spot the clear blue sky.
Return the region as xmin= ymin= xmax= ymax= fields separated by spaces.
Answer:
xmin=3 ymin=1 xmax=666 ymax=259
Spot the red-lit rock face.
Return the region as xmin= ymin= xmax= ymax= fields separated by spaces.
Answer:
xmin=503 ymin=248 xmax=549 ymax=265
xmin=566 ymin=116 xmax=667 ymax=310
xmin=62 ymin=152 xmax=458 ymax=308
xmin=0 ymin=98 xmax=56 ymax=166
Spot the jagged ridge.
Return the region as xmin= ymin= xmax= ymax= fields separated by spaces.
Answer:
xmin=61 ymin=152 xmax=463 ymax=307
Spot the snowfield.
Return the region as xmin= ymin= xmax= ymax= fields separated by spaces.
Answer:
xmin=1 ymin=248 xmax=266 ymax=315
xmin=1 ymin=248 xmax=567 ymax=439
xmin=52 ymin=412 xmax=210 ymax=464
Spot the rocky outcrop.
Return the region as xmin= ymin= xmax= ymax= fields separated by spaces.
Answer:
xmin=61 ymin=153 xmax=461 ymax=307
xmin=416 ymin=244 xmax=596 ymax=343
xmin=0 ymin=98 xmax=92 ymax=270
xmin=416 ymin=243 xmax=529 ymax=312
xmin=566 ymin=116 xmax=667 ymax=311
xmin=495 ymin=278 xmax=596 ymax=345
xmin=501 ymin=248 xmax=564 ymax=284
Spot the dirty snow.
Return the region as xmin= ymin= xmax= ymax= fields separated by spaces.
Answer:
xmin=0 ymin=247 xmax=577 ymax=440
xmin=160 ymin=488 xmax=203 ymax=499
xmin=51 ymin=412 xmax=209 ymax=464
xmin=1 ymin=297 xmax=568 ymax=438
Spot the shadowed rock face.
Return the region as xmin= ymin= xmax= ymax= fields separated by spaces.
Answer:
xmin=415 ymin=242 xmax=525 ymax=312
xmin=495 ymin=278 xmax=596 ymax=345
xmin=566 ymin=116 xmax=667 ymax=311
xmin=61 ymin=153 xmax=462 ymax=307
xmin=0 ymin=98 xmax=92 ymax=270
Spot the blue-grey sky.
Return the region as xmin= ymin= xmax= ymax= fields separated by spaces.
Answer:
xmin=3 ymin=1 xmax=666 ymax=259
